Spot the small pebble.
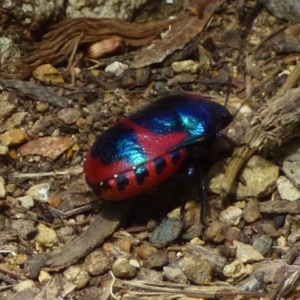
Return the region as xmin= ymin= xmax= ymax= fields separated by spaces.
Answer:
xmin=38 ymin=270 xmax=52 ymax=284
xmin=236 ymin=155 xmax=279 ymax=199
xmin=12 ymin=219 xmax=37 ymax=240
xmin=274 ymin=215 xmax=286 ymax=227
xmin=252 ymin=220 xmax=282 ymax=237
xmin=112 ymin=258 xmax=137 ymax=279
xmin=253 ymin=235 xmax=273 ymax=256
xmin=36 ymin=102 xmax=49 ymax=112
xmin=163 ymin=266 xmax=188 ymax=284
xmin=13 ymin=280 xmax=36 ymax=293
xmin=238 ymin=274 xmax=266 ymax=292
xmin=277 ymin=176 xmax=300 ymax=201
xmin=64 ymin=266 xmax=90 ymax=289
xmin=219 ymin=206 xmax=243 ymax=226
xmin=56 ymin=226 xmax=75 ymax=244
xmin=115 ymin=237 xmax=133 ymax=253
xmin=135 ymin=242 xmax=157 ymax=259
xmin=129 ymin=258 xmax=140 ymax=268
xmin=168 ymin=201 xmax=200 ymax=225
xmin=15 ymin=254 xmax=28 ymax=265
xmin=223 ymin=260 xmax=253 ymax=279
xmin=146 ymin=250 xmax=169 ymax=268
xmin=0 ymin=176 xmax=6 ymax=198
xmin=84 ymin=250 xmax=110 ymax=276
xmin=26 ymin=182 xmax=50 ymax=202
xmin=261 ymin=0 xmax=300 ymax=23
xmin=17 ymin=195 xmax=34 ymax=209
xmin=205 ymin=220 xmax=229 ymax=243
xmin=35 ymin=223 xmax=58 ymax=249
xmin=178 ymin=254 xmax=212 ymax=284
xmin=277 ymin=139 xmax=300 ymax=187
xmin=137 ymin=268 xmax=163 ymax=282
xmin=5 ymin=183 xmax=16 ymax=194
xmin=243 ymin=198 xmax=261 ymax=223
xmin=225 ymin=227 xmax=250 ymax=244
xmin=105 ymin=61 xmax=128 ymax=76
xmin=150 ymin=217 xmax=182 ymax=248
xmin=1 ymin=128 xmax=27 ymax=146
xmin=234 ymin=240 xmax=264 ymax=263
xmin=172 ymin=60 xmax=199 ymax=74
xmin=0 ymin=144 xmax=8 ymax=155
xmin=58 ymin=107 xmax=82 ymax=125
xmin=24 ymin=253 xmax=48 ymax=279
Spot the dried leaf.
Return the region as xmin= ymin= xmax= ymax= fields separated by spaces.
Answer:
xmin=186 ymin=0 xmax=215 ymax=18
xmin=131 ymin=0 xmax=226 ymax=69
xmin=15 ymin=18 xmax=174 ymax=79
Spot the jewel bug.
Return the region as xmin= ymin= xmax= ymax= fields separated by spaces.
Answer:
xmin=84 ymin=94 xmax=233 ymax=221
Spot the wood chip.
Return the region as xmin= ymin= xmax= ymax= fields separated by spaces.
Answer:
xmin=19 ymin=136 xmax=73 ymax=160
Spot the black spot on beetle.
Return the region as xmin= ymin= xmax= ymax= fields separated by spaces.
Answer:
xmin=102 ymin=180 xmax=111 ymax=190
xmin=154 ymin=157 xmax=167 ymax=175
xmin=135 ymin=165 xmax=149 ymax=185
xmin=116 ymin=174 xmax=130 ymax=192
xmin=170 ymin=150 xmax=181 ymax=165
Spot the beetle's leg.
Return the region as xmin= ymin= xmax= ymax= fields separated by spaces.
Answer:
xmin=182 ymin=165 xmax=208 ymax=227
xmin=194 ymin=166 xmax=208 ymax=226
xmin=216 ymin=132 xmax=250 ymax=148
xmin=215 ymin=132 xmax=236 ymax=148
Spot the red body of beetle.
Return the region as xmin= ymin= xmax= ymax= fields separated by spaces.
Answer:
xmin=84 ymin=95 xmax=232 ymax=200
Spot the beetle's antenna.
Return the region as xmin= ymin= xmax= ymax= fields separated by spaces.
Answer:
xmin=225 ymin=74 xmax=249 ymax=120
xmin=232 ymin=95 xmax=251 ymax=120
xmin=224 ymin=74 xmax=232 ymax=108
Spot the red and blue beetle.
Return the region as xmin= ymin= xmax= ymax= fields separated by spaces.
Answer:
xmin=84 ymin=94 xmax=233 ymax=215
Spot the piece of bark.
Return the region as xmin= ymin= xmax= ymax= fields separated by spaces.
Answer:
xmin=45 ymin=200 xmax=136 ymax=269
xmin=259 ymin=200 xmax=300 ymax=214
xmin=221 ymin=87 xmax=300 ymax=195
xmin=131 ymin=0 xmax=226 ymax=69
xmin=1 ymin=80 xmax=69 ymax=108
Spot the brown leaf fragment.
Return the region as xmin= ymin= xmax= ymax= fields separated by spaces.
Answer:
xmin=1 ymin=80 xmax=69 ymax=108
xmin=186 ymin=0 xmax=215 ymax=18
xmin=19 ymin=137 xmax=73 ymax=160
xmin=131 ymin=0 xmax=226 ymax=69
xmin=15 ymin=18 xmax=174 ymax=79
